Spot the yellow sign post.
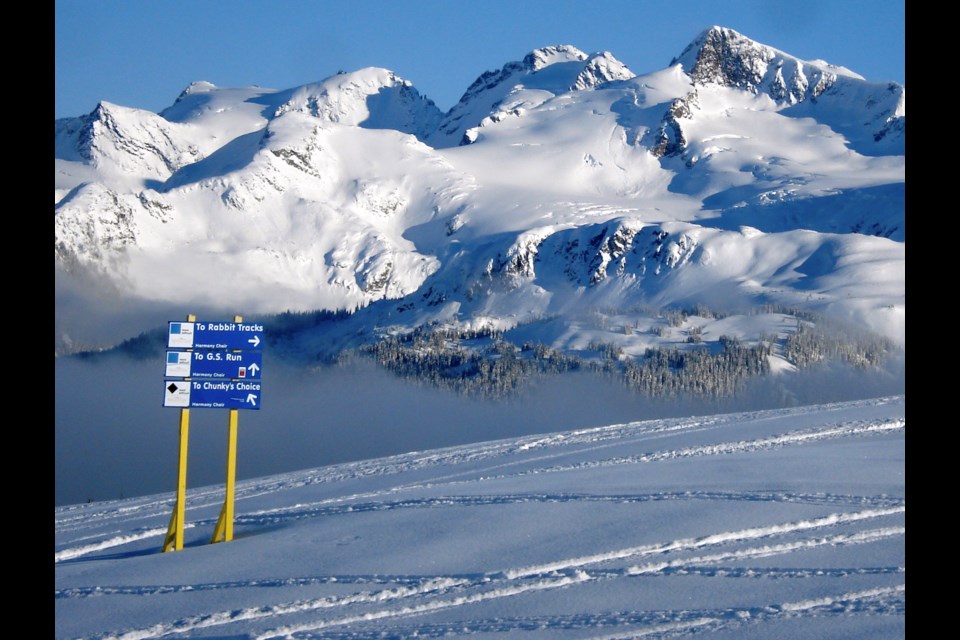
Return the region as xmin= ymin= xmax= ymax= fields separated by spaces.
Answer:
xmin=211 ymin=407 xmax=239 ymax=543
xmin=211 ymin=315 xmax=244 ymax=544
xmin=163 ymin=314 xmax=195 ymax=552
xmin=161 ymin=313 xmax=262 ymax=551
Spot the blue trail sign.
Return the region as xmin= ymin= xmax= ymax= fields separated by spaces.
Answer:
xmin=168 ymin=321 xmax=264 ymax=351
xmin=163 ymin=379 xmax=262 ymax=410
xmin=166 ymin=351 xmax=263 ymax=379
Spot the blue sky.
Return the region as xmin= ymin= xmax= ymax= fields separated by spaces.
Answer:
xmin=55 ymin=0 xmax=905 ymax=120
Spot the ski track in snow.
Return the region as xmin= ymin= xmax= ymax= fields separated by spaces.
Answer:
xmin=55 ymin=444 xmax=904 ymax=563
xmin=55 ymin=397 xmax=904 ymax=558
xmin=71 ymin=508 xmax=903 ymax=639
xmin=56 ymin=397 xmax=904 ymax=639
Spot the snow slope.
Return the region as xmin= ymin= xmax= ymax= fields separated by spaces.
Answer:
xmin=55 ymin=395 xmax=905 ymax=639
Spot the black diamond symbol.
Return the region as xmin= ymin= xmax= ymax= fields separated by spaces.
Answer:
xmin=167 ymin=383 xmax=179 ymax=393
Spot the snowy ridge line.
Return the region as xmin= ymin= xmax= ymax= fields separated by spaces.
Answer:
xmin=55 ymin=526 xmax=187 ymax=563
xmin=503 ymin=507 xmax=903 ymax=579
xmin=238 ymin=490 xmax=903 ymax=524
xmin=86 ymin=509 xmax=902 ymax=639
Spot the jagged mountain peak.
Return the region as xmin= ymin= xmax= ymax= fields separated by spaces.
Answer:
xmin=276 ymin=67 xmax=426 ymax=115
xmin=674 ymin=26 xmax=772 ymax=69
xmin=672 ymin=25 xmax=866 ymax=92
xmin=54 ymin=99 xmax=205 ymax=185
xmin=454 ymin=44 xmax=630 ymax=106
xmin=284 ymin=67 xmax=414 ymax=97
xmin=427 ymin=44 xmax=634 ymax=147
xmin=662 ymin=25 xmax=903 ymax=155
xmin=478 ymin=43 xmax=632 ymax=95
xmin=271 ymin=67 xmax=444 ymax=142
xmin=83 ymin=100 xmax=139 ymax=125
xmin=175 ymin=80 xmax=219 ymax=100
xmin=521 ymin=44 xmax=589 ymax=70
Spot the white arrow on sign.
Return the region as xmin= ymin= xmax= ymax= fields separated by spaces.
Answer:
xmin=248 ymin=363 xmax=260 ymax=376
xmin=246 ymin=393 xmax=258 ymax=405
xmin=248 ymin=335 xmax=261 ymax=348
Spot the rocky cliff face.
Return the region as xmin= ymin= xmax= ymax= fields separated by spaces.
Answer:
xmin=669 ymin=26 xmax=904 ymax=155
xmin=672 ymin=26 xmax=843 ymax=104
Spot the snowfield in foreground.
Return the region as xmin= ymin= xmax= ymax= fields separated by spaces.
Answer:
xmin=55 ymin=395 xmax=904 ymax=639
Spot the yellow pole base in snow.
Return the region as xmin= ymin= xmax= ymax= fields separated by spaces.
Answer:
xmin=162 ymin=406 xmax=190 ymax=552
xmin=211 ymin=408 xmax=239 ymax=543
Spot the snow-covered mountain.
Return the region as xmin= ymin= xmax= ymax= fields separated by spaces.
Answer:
xmin=426 ymin=44 xmax=636 ymax=148
xmin=671 ymin=26 xmax=904 ymax=156
xmin=54 ymin=27 xmax=905 ymax=366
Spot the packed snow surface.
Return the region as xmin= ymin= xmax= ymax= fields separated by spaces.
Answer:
xmin=55 ymin=395 xmax=905 ymax=639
